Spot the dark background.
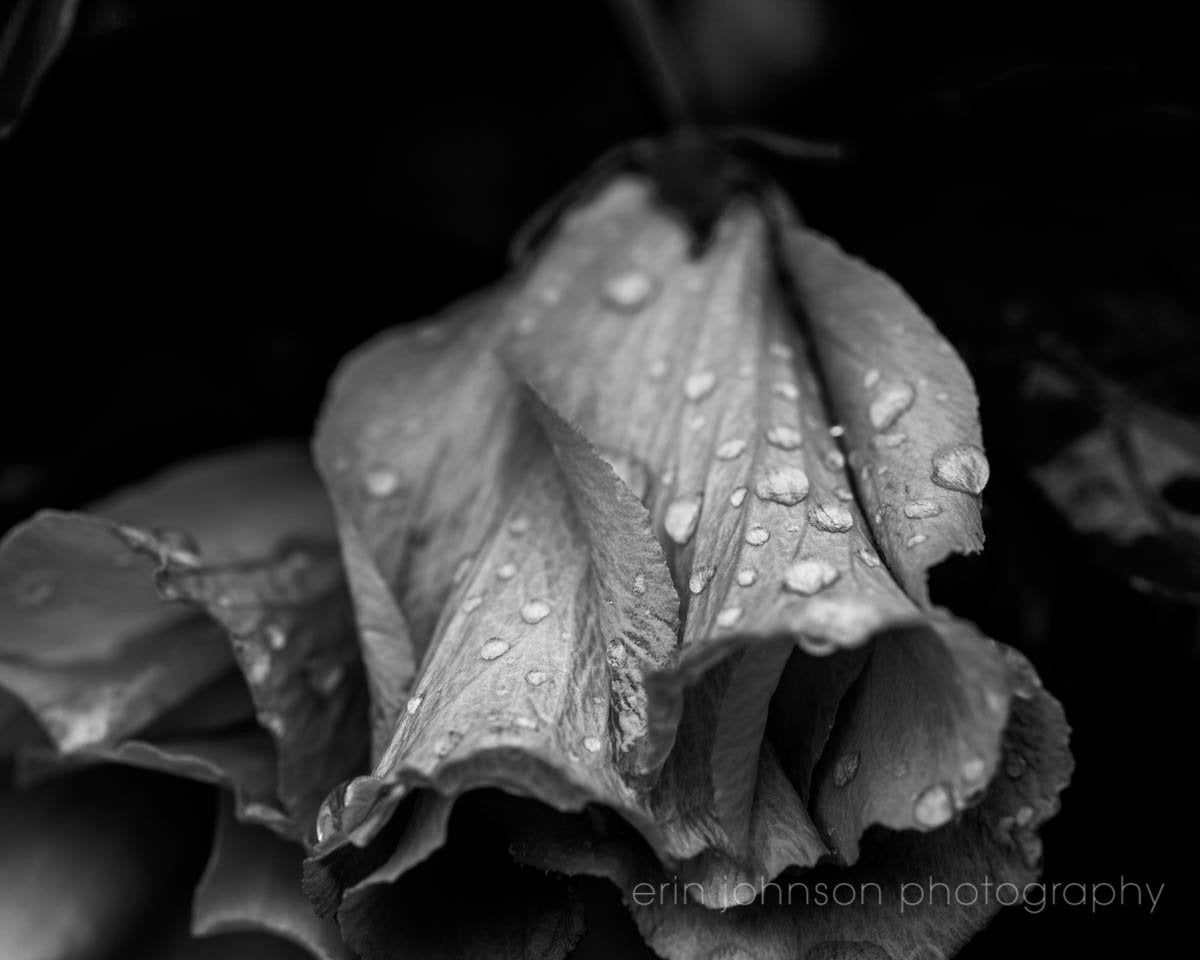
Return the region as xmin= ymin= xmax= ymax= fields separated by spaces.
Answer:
xmin=2 ymin=1 xmax=1197 ymax=956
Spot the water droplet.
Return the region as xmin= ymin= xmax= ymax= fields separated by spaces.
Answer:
xmin=245 ymin=651 xmax=271 ymax=685
xmin=906 ymin=533 xmax=929 ymax=548
xmin=461 ymin=595 xmax=482 ymax=613
xmin=583 ymin=736 xmax=603 ymax=753
xmin=765 ymin=425 xmax=803 ymax=450
xmin=515 ymin=313 xmax=539 ymax=335
xmin=648 ymin=359 xmax=669 ymax=381
xmin=264 ymin=624 xmax=288 ymax=651
xmin=480 ymin=638 xmax=511 ymax=661
xmin=870 ymin=381 xmax=916 ymax=430
xmin=833 ymin=751 xmax=861 ymax=787
xmin=862 ymin=368 xmax=881 ymax=389
xmin=406 ymin=696 xmax=423 ymax=715
xmin=935 ymin=391 xmax=950 ymax=403
xmin=931 ymin=444 xmax=990 ymax=495
xmin=632 ymin=573 xmax=646 ymax=595
xmin=1005 ymin=751 xmax=1028 ymax=779
xmin=496 ymin=563 xmax=517 ymax=581
xmin=729 ymin=486 xmax=748 ymax=508
xmin=736 ymin=567 xmax=758 ymax=587
xmin=833 ymin=486 xmax=854 ymax=501
xmin=260 ymin=712 xmax=286 ymax=738
xmin=872 ymin=432 xmax=907 ymax=449
xmin=913 ymin=784 xmax=953 ymax=828
xmin=508 ymin=514 xmax=531 ymax=535
xmin=607 ymin=640 xmax=627 ymax=666
xmin=755 ymin=466 xmax=810 ymax=506
xmin=828 ymin=425 xmax=845 ymax=438
xmin=316 ymin=804 xmax=335 ymax=844
xmin=855 ymin=548 xmax=881 ymax=568
xmin=903 ymin=499 xmax=942 ymax=519
xmin=452 ymin=556 xmax=473 ymax=583
xmin=314 ymin=664 xmax=346 ymax=695
xmin=688 ymin=566 xmax=713 ymax=595
xmin=520 ymin=599 xmax=551 ymax=624
xmin=716 ymin=438 xmax=747 ymax=460
xmin=15 ymin=574 xmax=55 ymax=607
xmin=716 ymin=606 xmax=743 ymax=628
xmin=768 ymin=342 xmax=794 ymax=361
xmin=364 ymin=468 xmax=401 ymax=499
xmin=513 ymin=716 xmax=539 ymax=730
xmin=744 ymin=526 xmax=771 ymax=546
xmin=783 ymin=559 xmax=839 ymax=595
xmin=961 ymin=757 xmax=986 ymax=782
xmin=526 ymin=670 xmax=548 ymax=686
xmin=665 ymin=494 xmax=702 ymax=545
xmin=1015 ymin=805 xmax=1035 ymax=826
xmin=602 ymin=270 xmax=657 ymax=312
xmin=684 ymin=371 xmax=717 ymax=401
xmin=689 ymin=414 xmax=706 ymax=431
xmin=824 ymin=450 xmax=846 ymax=471
xmin=809 ymin=502 xmax=853 ymax=533
xmin=771 ymin=381 xmax=799 ymax=401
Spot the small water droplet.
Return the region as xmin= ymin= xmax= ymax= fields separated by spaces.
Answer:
xmin=508 ymin=514 xmax=531 ymax=535
xmin=1015 ymin=805 xmax=1035 ymax=826
xmin=452 ymin=556 xmax=473 ymax=583
xmin=716 ymin=438 xmax=747 ymax=460
xmin=824 ymin=450 xmax=846 ymax=471
xmin=765 ymin=425 xmax=803 ymax=450
xmin=406 ymin=696 xmax=423 ymax=715
xmin=729 ymin=486 xmax=748 ymax=507
xmin=515 ymin=313 xmax=539 ymax=335
xmin=931 ymin=444 xmax=990 ymax=495
xmin=809 ymin=502 xmax=854 ymax=533
xmin=264 ymin=624 xmax=288 ymax=651
xmin=855 ymin=548 xmax=881 ymax=568
xmin=245 ymin=651 xmax=271 ymax=686
xmin=783 ymin=559 xmax=839 ymax=595
xmin=736 ymin=568 xmax=757 ymax=587
xmin=688 ymin=566 xmax=713 ymax=595
xmin=461 ymin=595 xmax=482 ymax=613
xmin=744 ymin=526 xmax=770 ymax=546
xmin=768 ymin=342 xmax=794 ymax=361
xmin=828 ymin=424 xmax=845 ymax=438
xmin=684 ymin=371 xmax=718 ymax=401
xmin=260 ymin=712 xmax=286 ymax=738
xmin=913 ymin=784 xmax=953 ymax=827
xmin=833 ymin=486 xmax=854 ymax=501
xmin=863 ymin=368 xmax=881 ymax=389
xmin=935 ymin=391 xmax=950 ymax=403
xmin=480 ymin=638 xmax=511 ymax=660
xmin=632 ymin=573 xmax=646 ymax=595
xmin=496 ymin=563 xmax=518 ymax=581
xmin=755 ymin=466 xmax=810 ymax=506
xmin=648 ymin=359 xmax=669 ymax=381
xmin=961 ymin=757 xmax=986 ymax=782
xmin=833 ymin=751 xmax=861 ymax=787
xmin=689 ymin=414 xmax=706 ymax=431
xmin=364 ymin=468 xmax=401 ymax=499
xmin=314 ymin=664 xmax=346 ymax=695
xmin=316 ymin=804 xmax=335 ymax=844
xmin=513 ymin=715 xmax=539 ymax=730
xmin=583 ymin=736 xmax=603 ymax=753
xmin=602 ymin=270 xmax=657 ymax=312
xmin=906 ymin=533 xmax=929 ymax=548
xmin=872 ymin=432 xmax=908 ymax=449
xmin=526 ymin=670 xmax=549 ymax=686
xmin=521 ymin=599 xmax=551 ymax=624
xmin=870 ymin=381 xmax=916 ymax=430
xmin=903 ymin=499 xmax=942 ymax=519
xmin=665 ymin=494 xmax=702 ymax=545
xmin=771 ymin=381 xmax=799 ymax=401
xmin=716 ymin=606 xmax=743 ymax=628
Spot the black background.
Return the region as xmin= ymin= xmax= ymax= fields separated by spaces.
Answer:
xmin=2 ymin=1 xmax=1197 ymax=956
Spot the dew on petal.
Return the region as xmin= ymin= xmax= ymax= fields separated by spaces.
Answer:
xmin=507 ymin=514 xmax=532 ymax=535
xmin=525 ymin=670 xmax=549 ymax=687
xmin=583 ymin=736 xmax=603 ymax=753
xmin=913 ymin=784 xmax=953 ymax=827
xmin=833 ymin=751 xmax=861 ymax=787
xmin=406 ymin=696 xmax=423 ymax=715
xmin=461 ymin=595 xmax=483 ymax=613
xmin=931 ymin=443 xmax=990 ymax=495
xmin=520 ymin=599 xmax=551 ymax=624
xmin=729 ymin=486 xmax=748 ymax=508
xmin=480 ymin=638 xmax=511 ymax=661
xmin=765 ymin=425 xmax=803 ymax=450
xmin=834 ymin=486 xmax=854 ymax=502
xmin=601 ymin=270 xmax=657 ymax=313
xmin=313 ymin=664 xmax=346 ymax=696
xmin=688 ymin=566 xmax=713 ymax=595
xmin=904 ymin=499 xmax=943 ymax=519
xmin=264 ymin=624 xmax=288 ymax=652
xmin=856 ymin=547 xmax=881 ymax=568
xmin=824 ymin=450 xmax=846 ymax=471
xmin=716 ymin=606 xmax=743 ymax=628
xmin=648 ymin=359 xmax=669 ymax=381
xmin=771 ymin=381 xmax=800 ymax=401
xmin=906 ymin=533 xmax=929 ymax=547
xmin=665 ymin=494 xmax=703 ymax=545
xmin=809 ymin=502 xmax=853 ymax=533
xmin=513 ymin=716 xmax=539 ymax=730
xmin=496 ymin=563 xmax=518 ymax=581
xmin=716 ymin=438 xmax=747 ymax=460
xmin=744 ymin=526 xmax=770 ymax=546
xmin=364 ymin=468 xmax=401 ymax=499
xmin=452 ymin=556 xmax=473 ymax=584
xmin=872 ymin=432 xmax=908 ymax=449
xmin=783 ymin=558 xmax=840 ymax=595
xmin=755 ymin=466 xmax=810 ymax=506
xmin=684 ymin=371 xmax=717 ymax=401
xmin=961 ymin=756 xmax=986 ymax=782
xmin=828 ymin=425 xmax=845 ymax=438
xmin=768 ymin=342 xmax=794 ymax=361
xmin=736 ymin=567 xmax=758 ymax=587
xmin=863 ymin=368 xmax=881 ymax=389
xmin=869 ymin=381 xmax=916 ymax=430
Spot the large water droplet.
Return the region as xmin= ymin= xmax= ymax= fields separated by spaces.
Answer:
xmin=783 ymin=559 xmax=839 ymax=595
xmin=736 ymin=567 xmax=758 ymax=587
xmin=480 ymin=638 xmax=511 ymax=661
xmin=665 ymin=494 xmax=702 ymax=545
xmin=913 ymin=784 xmax=953 ymax=827
xmin=602 ymin=270 xmax=657 ymax=312
xmin=364 ymin=468 xmax=401 ymax=499
xmin=729 ymin=486 xmax=748 ymax=508
xmin=931 ymin=444 xmax=990 ymax=495
xmin=755 ymin=466 xmax=810 ymax=506
xmin=765 ymin=425 xmax=803 ymax=450
xmin=809 ymin=502 xmax=853 ymax=533
xmin=833 ymin=751 xmax=861 ymax=787
xmin=688 ymin=566 xmax=713 ymax=595
xmin=903 ymin=499 xmax=942 ymax=519
xmin=684 ymin=371 xmax=718 ymax=401
xmin=744 ymin=526 xmax=770 ymax=546
xmin=521 ymin=599 xmax=551 ymax=624
xmin=716 ymin=606 xmax=743 ymax=628
xmin=869 ymin=381 xmax=916 ymax=430
xmin=716 ymin=438 xmax=747 ymax=460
